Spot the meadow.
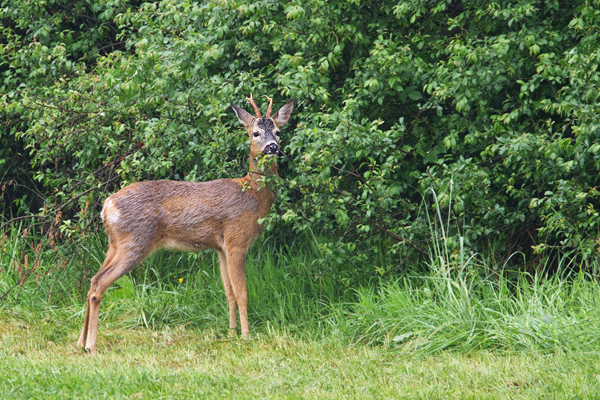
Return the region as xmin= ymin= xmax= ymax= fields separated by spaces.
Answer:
xmin=2 ymin=230 xmax=600 ymax=399
xmin=3 ymin=0 xmax=600 ymax=397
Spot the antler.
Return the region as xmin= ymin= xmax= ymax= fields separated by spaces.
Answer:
xmin=265 ymin=95 xmax=273 ymax=118
xmin=245 ymin=94 xmax=262 ymax=118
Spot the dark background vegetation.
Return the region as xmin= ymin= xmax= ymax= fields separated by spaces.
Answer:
xmin=2 ymin=0 xmax=600 ymax=296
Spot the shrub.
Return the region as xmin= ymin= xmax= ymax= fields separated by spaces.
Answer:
xmin=2 ymin=0 xmax=600 ymax=283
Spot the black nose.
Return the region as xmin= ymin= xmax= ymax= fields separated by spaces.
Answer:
xmin=266 ymin=143 xmax=279 ymax=154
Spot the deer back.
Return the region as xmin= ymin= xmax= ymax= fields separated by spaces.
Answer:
xmin=101 ymin=179 xmax=275 ymax=254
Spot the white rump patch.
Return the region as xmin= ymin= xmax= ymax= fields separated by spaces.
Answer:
xmin=102 ymin=198 xmax=121 ymax=225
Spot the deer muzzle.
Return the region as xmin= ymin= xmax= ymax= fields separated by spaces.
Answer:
xmin=263 ymin=143 xmax=279 ymax=156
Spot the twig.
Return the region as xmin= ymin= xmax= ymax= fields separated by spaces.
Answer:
xmin=0 ymin=215 xmax=46 ymax=232
xmin=0 ymin=267 xmax=35 ymax=303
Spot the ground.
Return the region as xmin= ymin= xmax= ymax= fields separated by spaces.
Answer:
xmin=1 ymin=317 xmax=598 ymax=399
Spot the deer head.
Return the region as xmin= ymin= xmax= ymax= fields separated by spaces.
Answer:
xmin=231 ymin=95 xmax=295 ymax=169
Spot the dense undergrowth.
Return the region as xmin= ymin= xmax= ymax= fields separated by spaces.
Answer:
xmin=2 ymin=224 xmax=600 ymax=357
xmin=3 ymin=0 xmax=600 ymax=278
xmin=346 ymin=261 xmax=600 ymax=354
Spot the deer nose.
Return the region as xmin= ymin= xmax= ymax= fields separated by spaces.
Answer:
xmin=265 ymin=143 xmax=279 ymax=154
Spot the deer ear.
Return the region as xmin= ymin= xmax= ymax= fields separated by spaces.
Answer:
xmin=231 ymin=103 xmax=254 ymax=126
xmin=272 ymin=100 xmax=295 ymax=127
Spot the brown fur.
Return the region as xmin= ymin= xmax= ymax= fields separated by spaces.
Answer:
xmin=78 ymin=98 xmax=295 ymax=354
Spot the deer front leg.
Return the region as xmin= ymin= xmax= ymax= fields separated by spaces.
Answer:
xmin=226 ymin=246 xmax=250 ymax=338
xmin=217 ymin=250 xmax=238 ymax=335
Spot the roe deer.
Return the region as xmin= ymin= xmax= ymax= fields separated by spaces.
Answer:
xmin=77 ymin=95 xmax=295 ymax=354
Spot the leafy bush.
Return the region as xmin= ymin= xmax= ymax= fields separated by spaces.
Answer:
xmin=2 ymin=0 xmax=600 ymax=284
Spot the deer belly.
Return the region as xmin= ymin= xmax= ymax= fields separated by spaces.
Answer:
xmin=157 ymin=222 xmax=221 ymax=252
xmin=157 ymin=237 xmax=208 ymax=252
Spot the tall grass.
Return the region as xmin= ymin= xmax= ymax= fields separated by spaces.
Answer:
xmin=0 ymin=228 xmax=345 ymax=340
xmin=339 ymin=188 xmax=600 ymax=354
xmin=90 ymin=237 xmax=342 ymax=337
xmin=341 ymin=262 xmax=600 ymax=354
xmin=3 ymin=191 xmax=600 ymax=357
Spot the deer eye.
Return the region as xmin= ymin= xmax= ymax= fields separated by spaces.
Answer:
xmin=253 ymin=132 xmax=260 ymax=137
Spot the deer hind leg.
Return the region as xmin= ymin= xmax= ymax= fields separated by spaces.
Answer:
xmin=217 ymin=249 xmax=238 ymax=335
xmin=225 ymin=246 xmax=250 ymax=338
xmin=79 ymin=246 xmax=149 ymax=354
xmin=78 ymin=244 xmax=117 ymax=348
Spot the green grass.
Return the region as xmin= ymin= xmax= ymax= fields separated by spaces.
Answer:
xmin=2 ymin=316 xmax=600 ymax=399
xmin=4 ymin=228 xmax=600 ymax=397
xmin=341 ymin=264 xmax=600 ymax=355
xmin=1 ymin=231 xmax=343 ymax=337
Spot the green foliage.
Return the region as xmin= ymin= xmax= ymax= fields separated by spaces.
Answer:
xmin=336 ymin=192 xmax=600 ymax=355
xmin=344 ymin=259 xmax=600 ymax=354
xmin=2 ymin=0 xmax=600 ymax=280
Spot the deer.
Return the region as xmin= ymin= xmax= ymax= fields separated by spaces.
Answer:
xmin=77 ymin=95 xmax=295 ymax=354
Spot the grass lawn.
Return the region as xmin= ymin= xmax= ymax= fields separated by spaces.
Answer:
xmin=1 ymin=316 xmax=599 ymax=399
xmin=3 ymin=233 xmax=600 ymax=398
